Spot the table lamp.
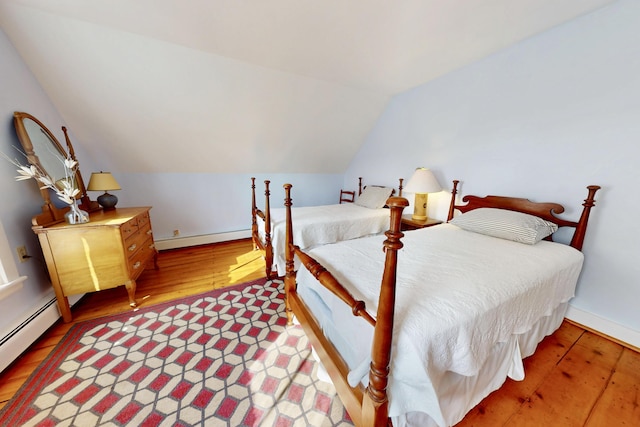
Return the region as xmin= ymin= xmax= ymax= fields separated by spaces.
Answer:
xmin=404 ymin=167 xmax=441 ymax=220
xmin=87 ymin=172 xmax=121 ymax=210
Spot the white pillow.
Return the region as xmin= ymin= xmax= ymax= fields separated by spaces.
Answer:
xmin=449 ymin=208 xmax=558 ymax=244
xmin=354 ymin=186 xmax=393 ymax=209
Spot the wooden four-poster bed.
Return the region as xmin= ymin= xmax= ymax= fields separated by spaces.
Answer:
xmin=251 ymin=177 xmax=404 ymax=279
xmin=282 ymin=180 xmax=600 ymax=427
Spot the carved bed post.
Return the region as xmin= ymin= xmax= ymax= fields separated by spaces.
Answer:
xmin=570 ymin=185 xmax=601 ymax=251
xmin=283 ymin=183 xmax=296 ymax=326
xmin=251 ymin=177 xmax=258 ymax=250
xmin=264 ymin=180 xmax=274 ymax=279
xmin=358 ymin=177 xmax=363 ymax=196
xmin=447 ymin=180 xmax=460 ymax=222
xmin=362 ymin=196 xmax=409 ymax=427
xmin=398 ymin=178 xmax=404 ymax=197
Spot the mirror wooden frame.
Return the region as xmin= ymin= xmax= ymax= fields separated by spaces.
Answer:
xmin=13 ymin=111 xmax=98 ymax=226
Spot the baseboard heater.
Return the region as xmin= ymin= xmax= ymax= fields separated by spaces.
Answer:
xmin=0 ymin=292 xmax=83 ymax=373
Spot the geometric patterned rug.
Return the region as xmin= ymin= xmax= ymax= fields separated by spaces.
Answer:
xmin=0 ymin=279 xmax=353 ymax=427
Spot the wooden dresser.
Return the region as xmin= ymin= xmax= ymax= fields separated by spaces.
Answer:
xmin=32 ymin=207 xmax=158 ymax=322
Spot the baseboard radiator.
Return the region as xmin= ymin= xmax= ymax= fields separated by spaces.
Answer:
xmin=0 ymin=292 xmax=82 ymax=373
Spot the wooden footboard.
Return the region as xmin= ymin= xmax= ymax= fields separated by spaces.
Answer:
xmin=284 ymin=182 xmax=409 ymax=427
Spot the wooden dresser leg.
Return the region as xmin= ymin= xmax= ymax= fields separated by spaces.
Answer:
xmin=125 ymin=280 xmax=138 ymax=308
xmin=57 ymin=295 xmax=72 ymax=323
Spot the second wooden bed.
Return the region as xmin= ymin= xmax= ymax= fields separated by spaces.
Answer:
xmin=251 ymin=177 xmax=403 ymax=278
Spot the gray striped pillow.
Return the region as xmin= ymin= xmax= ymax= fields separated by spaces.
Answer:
xmin=450 ymin=208 xmax=558 ymax=244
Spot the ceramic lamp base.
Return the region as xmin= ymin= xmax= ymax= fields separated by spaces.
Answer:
xmin=97 ymin=192 xmax=118 ymax=210
xmin=412 ymin=193 xmax=428 ymax=220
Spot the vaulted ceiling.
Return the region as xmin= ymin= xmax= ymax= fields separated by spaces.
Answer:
xmin=0 ymin=0 xmax=615 ymax=174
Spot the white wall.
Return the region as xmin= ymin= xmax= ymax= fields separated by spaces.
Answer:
xmin=117 ymin=172 xmax=345 ymax=242
xmin=346 ymin=0 xmax=639 ymax=344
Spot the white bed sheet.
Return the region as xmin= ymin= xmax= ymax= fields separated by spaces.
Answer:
xmin=295 ymin=223 xmax=584 ymax=426
xmin=258 ymin=203 xmax=390 ymax=276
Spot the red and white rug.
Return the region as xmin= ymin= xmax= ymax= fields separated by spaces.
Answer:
xmin=0 ymin=279 xmax=353 ymax=426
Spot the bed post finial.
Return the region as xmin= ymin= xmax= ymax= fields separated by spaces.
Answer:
xmin=398 ymin=178 xmax=404 ymax=197
xmin=447 ymin=180 xmax=460 ymax=222
xmin=570 ymin=185 xmax=600 ymax=251
xmin=363 ymin=196 xmax=409 ymax=427
xmin=358 ymin=177 xmax=363 ymax=196
xmin=283 ymin=183 xmax=296 ymax=326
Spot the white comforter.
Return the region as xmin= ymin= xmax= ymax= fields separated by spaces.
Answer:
xmin=258 ymin=203 xmax=390 ymax=276
xmin=296 ymin=223 xmax=584 ymax=426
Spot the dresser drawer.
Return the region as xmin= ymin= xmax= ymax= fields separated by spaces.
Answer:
xmin=125 ymin=228 xmax=149 ymax=259
xmin=137 ymin=211 xmax=151 ymax=230
xmin=137 ymin=217 xmax=154 ymax=240
xmin=121 ymin=216 xmax=139 ymax=240
xmin=128 ymin=236 xmax=156 ymax=277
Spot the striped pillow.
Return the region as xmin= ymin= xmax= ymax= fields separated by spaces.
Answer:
xmin=450 ymin=208 xmax=558 ymax=244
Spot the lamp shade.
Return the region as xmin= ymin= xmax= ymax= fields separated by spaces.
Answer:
xmin=87 ymin=172 xmax=121 ymax=210
xmin=87 ymin=172 xmax=121 ymax=191
xmin=404 ymin=167 xmax=441 ymax=194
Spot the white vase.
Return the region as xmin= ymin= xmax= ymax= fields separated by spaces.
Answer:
xmin=65 ymin=200 xmax=90 ymax=224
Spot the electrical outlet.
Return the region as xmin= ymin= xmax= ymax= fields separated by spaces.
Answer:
xmin=173 ymin=229 xmax=180 ymax=237
xmin=16 ymin=245 xmax=28 ymax=263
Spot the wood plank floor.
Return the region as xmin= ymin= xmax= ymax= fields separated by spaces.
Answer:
xmin=1 ymin=238 xmax=638 ymax=426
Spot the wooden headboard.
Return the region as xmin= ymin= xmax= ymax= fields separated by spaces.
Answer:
xmin=446 ymin=180 xmax=600 ymax=251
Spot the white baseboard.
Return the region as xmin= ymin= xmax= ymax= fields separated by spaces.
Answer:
xmin=0 ymin=291 xmax=83 ymax=373
xmin=566 ymin=305 xmax=640 ymax=350
xmin=154 ymin=230 xmax=251 ymax=251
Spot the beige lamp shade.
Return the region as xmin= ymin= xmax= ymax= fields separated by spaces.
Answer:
xmin=404 ymin=167 xmax=441 ymax=220
xmin=87 ymin=172 xmax=121 ymax=191
xmin=87 ymin=172 xmax=121 ymax=210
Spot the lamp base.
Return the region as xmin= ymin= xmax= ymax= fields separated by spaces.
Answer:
xmin=412 ymin=193 xmax=428 ymax=221
xmin=97 ymin=192 xmax=118 ymax=210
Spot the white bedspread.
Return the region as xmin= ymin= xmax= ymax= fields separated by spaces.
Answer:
xmin=258 ymin=203 xmax=390 ymax=276
xmin=295 ymin=223 xmax=584 ymax=426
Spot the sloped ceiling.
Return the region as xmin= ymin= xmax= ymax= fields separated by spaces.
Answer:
xmin=0 ymin=0 xmax=615 ymax=174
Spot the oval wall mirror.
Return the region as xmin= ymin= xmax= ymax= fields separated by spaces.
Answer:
xmin=13 ymin=111 xmax=97 ymax=225
xmin=15 ymin=112 xmax=68 ymax=183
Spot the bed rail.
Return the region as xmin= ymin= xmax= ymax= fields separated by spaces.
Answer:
xmin=284 ymin=182 xmax=409 ymax=427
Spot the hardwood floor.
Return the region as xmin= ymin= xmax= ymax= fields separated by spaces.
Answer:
xmin=0 ymin=238 xmax=638 ymax=426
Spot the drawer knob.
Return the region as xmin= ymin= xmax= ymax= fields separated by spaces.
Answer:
xmin=133 ymin=261 xmax=141 ymax=270
xmin=146 ymin=230 xmax=153 ymax=235
xmin=128 ymin=243 xmax=137 ymax=251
